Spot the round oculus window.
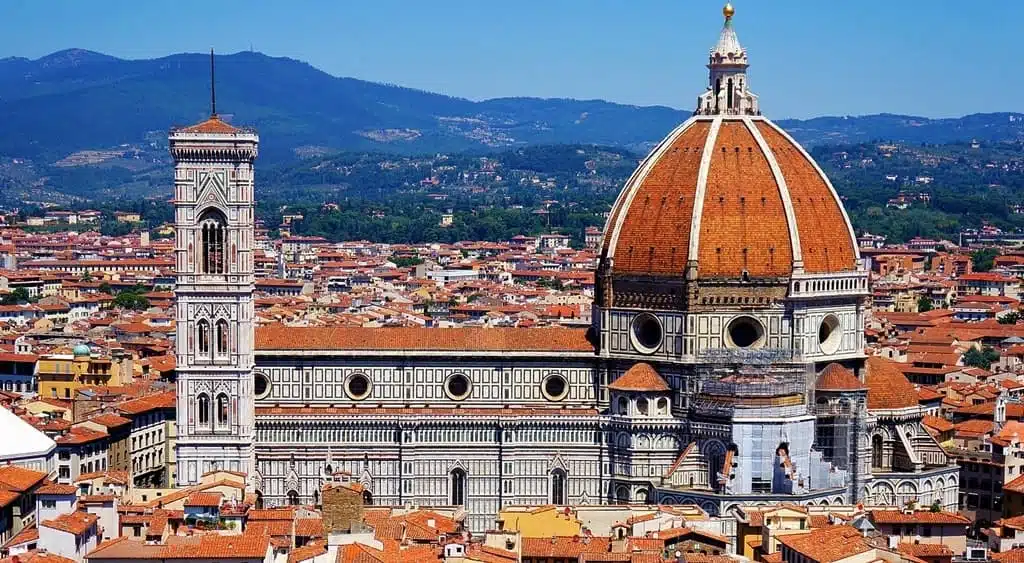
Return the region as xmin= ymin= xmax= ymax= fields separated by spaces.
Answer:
xmin=818 ymin=315 xmax=842 ymax=355
xmin=346 ymin=373 xmax=371 ymax=400
xmin=631 ymin=313 xmax=663 ymax=353
xmin=445 ymin=373 xmax=471 ymax=400
xmin=254 ymin=372 xmax=270 ymax=399
xmin=542 ymin=374 xmax=569 ymax=401
xmin=726 ymin=316 xmax=765 ymax=349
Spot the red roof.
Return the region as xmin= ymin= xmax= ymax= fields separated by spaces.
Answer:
xmin=602 ymin=119 xmax=857 ymax=280
xmin=865 ymin=357 xmax=919 ymax=410
xmin=814 ymin=363 xmax=865 ymax=391
xmin=0 ymin=465 xmax=47 ymax=492
xmin=869 ymin=510 xmax=970 ymax=525
xmin=255 ymin=325 xmax=594 ymax=352
xmin=42 ymin=511 xmax=98 ymax=536
xmin=608 ymin=363 xmax=670 ymax=392
xmin=177 ymin=115 xmax=241 ymax=135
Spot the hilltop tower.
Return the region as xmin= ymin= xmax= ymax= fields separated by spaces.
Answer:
xmin=171 ymin=54 xmax=259 ymax=485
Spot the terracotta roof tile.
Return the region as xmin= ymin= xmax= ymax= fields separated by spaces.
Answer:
xmin=521 ymin=536 xmax=612 ymax=559
xmin=2 ymin=524 xmax=38 ymax=549
xmin=756 ymin=121 xmax=856 ymax=273
xmin=41 ymin=511 xmax=97 ymax=536
xmin=815 ymin=363 xmax=866 ymax=391
xmin=255 ymin=325 xmax=593 ymax=352
xmin=0 ymin=465 xmax=47 ymax=492
xmin=178 ymin=115 xmax=242 ymax=134
xmin=36 ymin=483 xmax=79 ymax=495
xmin=994 ymin=548 xmax=1024 ymax=562
xmin=608 ymin=363 xmax=670 ymax=392
xmin=184 ymin=491 xmax=222 ymax=507
xmin=698 ymin=121 xmax=793 ymax=278
xmin=865 ymin=356 xmax=919 ymax=410
xmin=607 ymin=121 xmax=710 ymax=275
xmin=777 ymin=525 xmax=871 ymax=562
xmin=869 ymin=510 xmax=970 ymax=525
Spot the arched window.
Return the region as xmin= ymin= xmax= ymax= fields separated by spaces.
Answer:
xmin=312 ymin=489 xmax=320 ymax=507
xmin=657 ymin=397 xmax=669 ymax=415
xmin=637 ymin=398 xmax=649 ymax=416
xmin=550 ymin=469 xmax=567 ymax=505
xmin=197 ymin=320 xmax=211 ymax=356
xmin=617 ymin=397 xmax=628 ymax=415
xmin=615 ymin=485 xmax=630 ymax=504
xmin=286 ymin=490 xmax=300 ymax=506
xmin=363 ymin=491 xmax=373 ymax=506
xmin=872 ymin=435 xmax=884 ymax=470
xmin=215 ymin=320 xmax=229 ymax=356
xmin=197 ymin=393 xmax=210 ymax=426
xmin=450 ymin=468 xmax=467 ymax=506
xmin=216 ymin=393 xmax=229 ymax=426
xmin=198 ymin=210 xmax=227 ymax=274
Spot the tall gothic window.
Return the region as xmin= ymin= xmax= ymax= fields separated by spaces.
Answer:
xmin=197 ymin=393 xmax=210 ymax=426
xmin=215 ymin=319 xmax=229 ymax=356
xmin=197 ymin=320 xmax=211 ymax=356
xmin=727 ymin=78 xmax=734 ymax=109
xmin=550 ymin=469 xmax=567 ymax=505
xmin=199 ymin=210 xmax=227 ymax=274
xmin=216 ymin=393 xmax=229 ymax=426
xmin=450 ymin=468 xmax=467 ymax=506
xmin=872 ymin=435 xmax=884 ymax=470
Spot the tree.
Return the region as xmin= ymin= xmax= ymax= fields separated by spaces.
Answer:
xmin=391 ymin=256 xmax=424 ymax=268
xmin=999 ymin=312 xmax=1020 ymax=325
xmin=0 ymin=287 xmax=30 ymax=305
xmin=111 ymin=292 xmax=149 ymax=311
xmin=98 ymin=282 xmax=112 ymax=295
xmin=963 ymin=346 xmax=1000 ymax=369
xmin=917 ymin=296 xmax=934 ymax=312
xmin=972 ymin=248 xmax=1000 ymax=272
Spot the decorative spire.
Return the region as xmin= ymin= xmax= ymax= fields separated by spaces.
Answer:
xmin=694 ymin=3 xmax=760 ymax=116
xmin=210 ymin=48 xmax=217 ymax=118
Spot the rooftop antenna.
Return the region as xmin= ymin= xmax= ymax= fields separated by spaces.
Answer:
xmin=209 ymin=48 xmax=217 ymax=117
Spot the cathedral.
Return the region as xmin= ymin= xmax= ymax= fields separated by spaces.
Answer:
xmin=171 ymin=4 xmax=958 ymax=532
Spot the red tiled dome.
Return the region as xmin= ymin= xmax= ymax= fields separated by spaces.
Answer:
xmin=600 ymin=117 xmax=858 ymax=280
xmin=815 ymin=363 xmax=865 ymax=392
xmin=608 ymin=362 xmax=670 ymax=392
xmin=864 ymin=357 xmax=918 ymax=410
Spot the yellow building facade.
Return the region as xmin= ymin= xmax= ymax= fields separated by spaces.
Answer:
xmin=37 ymin=345 xmax=131 ymax=399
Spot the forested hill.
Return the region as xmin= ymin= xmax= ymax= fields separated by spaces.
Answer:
xmin=1 ymin=49 xmax=1024 ymax=165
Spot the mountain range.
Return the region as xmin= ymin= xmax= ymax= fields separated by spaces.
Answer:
xmin=2 ymin=49 xmax=1024 ymax=164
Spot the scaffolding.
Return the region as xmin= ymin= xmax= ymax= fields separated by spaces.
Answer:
xmin=808 ymin=392 xmax=867 ymax=501
xmin=691 ymin=347 xmax=813 ymax=418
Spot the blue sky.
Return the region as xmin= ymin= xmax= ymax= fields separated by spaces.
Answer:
xmin=1 ymin=0 xmax=1015 ymax=119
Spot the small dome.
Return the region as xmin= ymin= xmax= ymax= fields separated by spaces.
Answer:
xmin=608 ymin=363 xmax=670 ymax=392
xmin=815 ymin=363 xmax=865 ymax=392
xmin=864 ymin=357 xmax=918 ymax=410
xmin=73 ymin=344 xmax=91 ymax=357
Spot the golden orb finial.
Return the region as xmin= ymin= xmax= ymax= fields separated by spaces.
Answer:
xmin=723 ymin=2 xmax=735 ymax=19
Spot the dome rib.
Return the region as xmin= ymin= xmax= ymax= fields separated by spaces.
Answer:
xmin=600 ymin=116 xmax=860 ymax=282
xmin=604 ymin=119 xmax=711 ymax=275
xmin=756 ymin=121 xmax=859 ymax=273
xmin=746 ymin=117 xmax=803 ymax=269
xmin=696 ymin=120 xmax=793 ymax=278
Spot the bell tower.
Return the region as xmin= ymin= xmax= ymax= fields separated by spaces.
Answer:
xmin=171 ymin=51 xmax=259 ymax=485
